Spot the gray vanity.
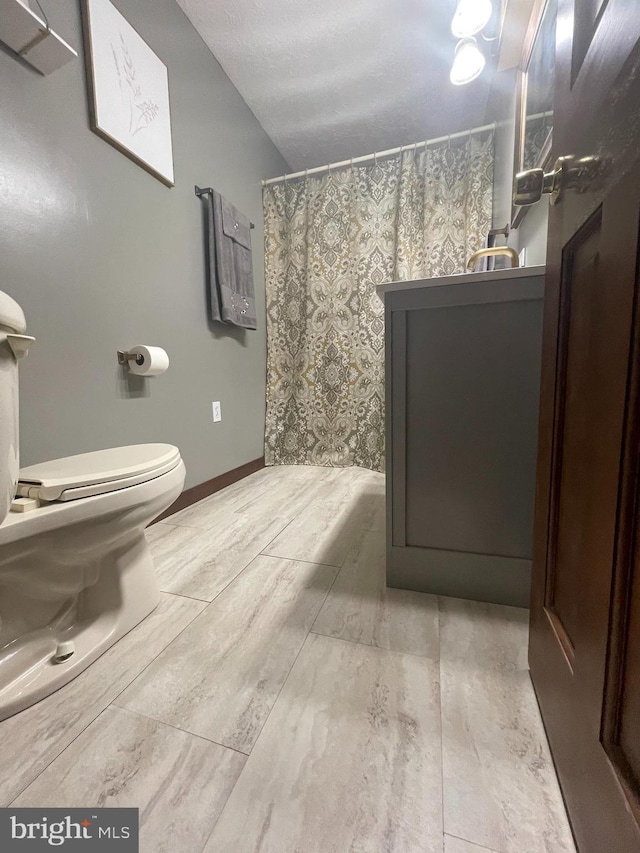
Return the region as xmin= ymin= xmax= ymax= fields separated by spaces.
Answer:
xmin=378 ymin=266 xmax=545 ymax=608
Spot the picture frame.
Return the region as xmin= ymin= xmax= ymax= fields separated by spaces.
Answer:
xmin=81 ymin=0 xmax=175 ymax=187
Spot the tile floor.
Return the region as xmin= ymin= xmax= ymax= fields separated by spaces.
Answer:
xmin=3 ymin=465 xmax=576 ymax=853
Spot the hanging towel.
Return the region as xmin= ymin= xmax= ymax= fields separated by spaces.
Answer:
xmin=205 ymin=191 xmax=257 ymax=329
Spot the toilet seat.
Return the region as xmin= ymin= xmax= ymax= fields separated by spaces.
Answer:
xmin=16 ymin=443 xmax=181 ymax=502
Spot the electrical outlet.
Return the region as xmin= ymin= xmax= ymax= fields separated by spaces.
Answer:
xmin=212 ymin=401 xmax=222 ymax=422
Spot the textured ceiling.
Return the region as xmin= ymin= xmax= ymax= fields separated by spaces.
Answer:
xmin=176 ymin=0 xmax=496 ymax=171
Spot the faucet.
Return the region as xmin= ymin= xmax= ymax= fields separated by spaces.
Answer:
xmin=467 ymin=246 xmax=520 ymax=271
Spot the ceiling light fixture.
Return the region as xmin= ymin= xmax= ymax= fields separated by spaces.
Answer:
xmin=449 ymin=38 xmax=486 ymax=86
xmin=451 ymin=0 xmax=493 ymax=39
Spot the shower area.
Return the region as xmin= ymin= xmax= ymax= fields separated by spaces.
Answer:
xmin=262 ymin=126 xmax=495 ymax=472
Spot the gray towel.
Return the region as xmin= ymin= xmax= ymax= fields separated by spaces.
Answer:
xmin=205 ymin=191 xmax=257 ymax=329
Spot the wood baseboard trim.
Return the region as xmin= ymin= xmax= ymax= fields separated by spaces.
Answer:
xmin=152 ymin=456 xmax=265 ymax=524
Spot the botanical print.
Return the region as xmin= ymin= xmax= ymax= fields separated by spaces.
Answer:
xmin=263 ymin=131 xmax=494 ymax=472
xmin=85 ymin=0 xmax=174 ymax=185
xmin=111 ymin=33 xmax=159 ymax=138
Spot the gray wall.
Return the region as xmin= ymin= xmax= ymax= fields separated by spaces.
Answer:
xmin=0 ymin=0 xmax=288 ymax=488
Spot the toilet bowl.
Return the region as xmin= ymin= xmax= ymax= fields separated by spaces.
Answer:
xmin=0 ymin=291 xmax=186 ymax=720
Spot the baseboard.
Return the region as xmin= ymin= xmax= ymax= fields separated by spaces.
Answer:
xmin=387 ymin=543 xmax=531 ymax=608
xmin=152 ymin=456 xmax=265 ymax=524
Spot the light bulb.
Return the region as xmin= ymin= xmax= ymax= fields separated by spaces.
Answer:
xmin=450 ymin=38 xmax=486 ymax=86
xmin=451 ymin=0 xmax=493 ymax=38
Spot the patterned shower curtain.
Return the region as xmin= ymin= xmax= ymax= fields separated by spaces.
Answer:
xmin=263 ymin=130 xmax=494 ymax=472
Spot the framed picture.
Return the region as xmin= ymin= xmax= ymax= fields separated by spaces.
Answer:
xmin=81 ymin=0 xmax=174 ymax=186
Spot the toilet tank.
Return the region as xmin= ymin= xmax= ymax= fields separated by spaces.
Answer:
xmin=0 ymin=291 xmax=30 ymax=526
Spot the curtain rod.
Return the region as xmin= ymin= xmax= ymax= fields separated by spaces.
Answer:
xmin=261 ymin=122 xmax=496 ymax=187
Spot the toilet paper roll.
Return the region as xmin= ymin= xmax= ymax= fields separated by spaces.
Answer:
xmin=128 ymin=345 xmax=169 ymax=376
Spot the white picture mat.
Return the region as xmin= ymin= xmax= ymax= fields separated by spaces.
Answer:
xmin=85 ymin=0 xmax=174 ymax=185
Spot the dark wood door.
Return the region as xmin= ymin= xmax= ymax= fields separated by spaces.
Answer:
xmin=529 ymin=2 xmax=640 ymax=852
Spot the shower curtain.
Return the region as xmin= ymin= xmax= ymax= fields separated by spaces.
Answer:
xmin=263 ymin=130 xmax=494 ymax=473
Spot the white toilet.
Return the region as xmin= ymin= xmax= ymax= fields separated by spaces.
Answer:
xmin=0 ymin=291 xmax=186 ymax=721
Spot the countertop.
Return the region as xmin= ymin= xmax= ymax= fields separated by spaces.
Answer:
xmin=376 ymin=265 xmax=546 ymax=296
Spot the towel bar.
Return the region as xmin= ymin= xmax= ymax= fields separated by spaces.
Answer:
xmin=194 ymin=185 xmax=255 ymax=229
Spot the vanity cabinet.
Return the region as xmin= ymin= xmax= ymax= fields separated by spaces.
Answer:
xmin=378 ymin=267 xmax=545 ymax=607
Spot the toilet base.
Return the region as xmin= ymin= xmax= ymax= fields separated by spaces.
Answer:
xmin=0 ymin=531 xmax=160 ymax=721
xmin=0 ymin=458 xmax=185 ymax=721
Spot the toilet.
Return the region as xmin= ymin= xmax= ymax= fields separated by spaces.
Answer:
xmin=0 ymin=291 xmax=186 ymax=721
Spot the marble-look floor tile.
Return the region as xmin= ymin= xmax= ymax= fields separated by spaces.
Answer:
xmin=14 ymin=706 xmax=245 ymax=853
xmin=263 ymin=473 xmax=386 ymax=567
xmin=145 ymin=520 xmax=182 ymax=544
xmin=440 ymin=597 xmax=575 ymax=853
xmin=445 ymin=835 xmax=498 ymax=853
xmin=145 ymin=522 xmax=206 ymax=597
xmin=204 ymin=633 xmax=443 ymax=853
xmin=254 ymin=463 xmax=340 ymax=486
xmin=168 ymin=465 xmax=334 ymax=530
xmin=230 ymin=474 xmax=338 ymax=525
xmin=117 ymin=556 xmax=337 ymax=753
xmin=0 ymin=593 xmax=205 ymax=805
xmin=171 ymin=464 xmax=310 ymax=517
xmin=312 ymin=527 xmax=440 ymax=658
xmin=148 ymin=509 xmax=292 ymax=601
xmin=166 ymin=479 xmax=273 ymax=528
xmin=164 ymin=470 xmax=275 ymax=529
xmin=439 ymin=596 xmax=530 ymax=671
xmin=358 ymin=476 xmax=386 ymax=531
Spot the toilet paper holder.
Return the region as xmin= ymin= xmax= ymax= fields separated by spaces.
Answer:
xmin=117 ymin=350 xmax=145 ymax=366
xmin=117 ymin=346 xmax=170 ymax=376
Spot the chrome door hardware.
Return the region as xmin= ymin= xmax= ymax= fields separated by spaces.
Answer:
xmin=513 ymin=156 xmax=606 ymax=207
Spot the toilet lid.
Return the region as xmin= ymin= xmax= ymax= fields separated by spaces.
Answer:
xmin=18 ymin=444 xmax=181 ymax=501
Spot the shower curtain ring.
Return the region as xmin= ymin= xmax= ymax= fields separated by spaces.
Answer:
xmin=374 ymin=151 xmax=378 ymax=167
